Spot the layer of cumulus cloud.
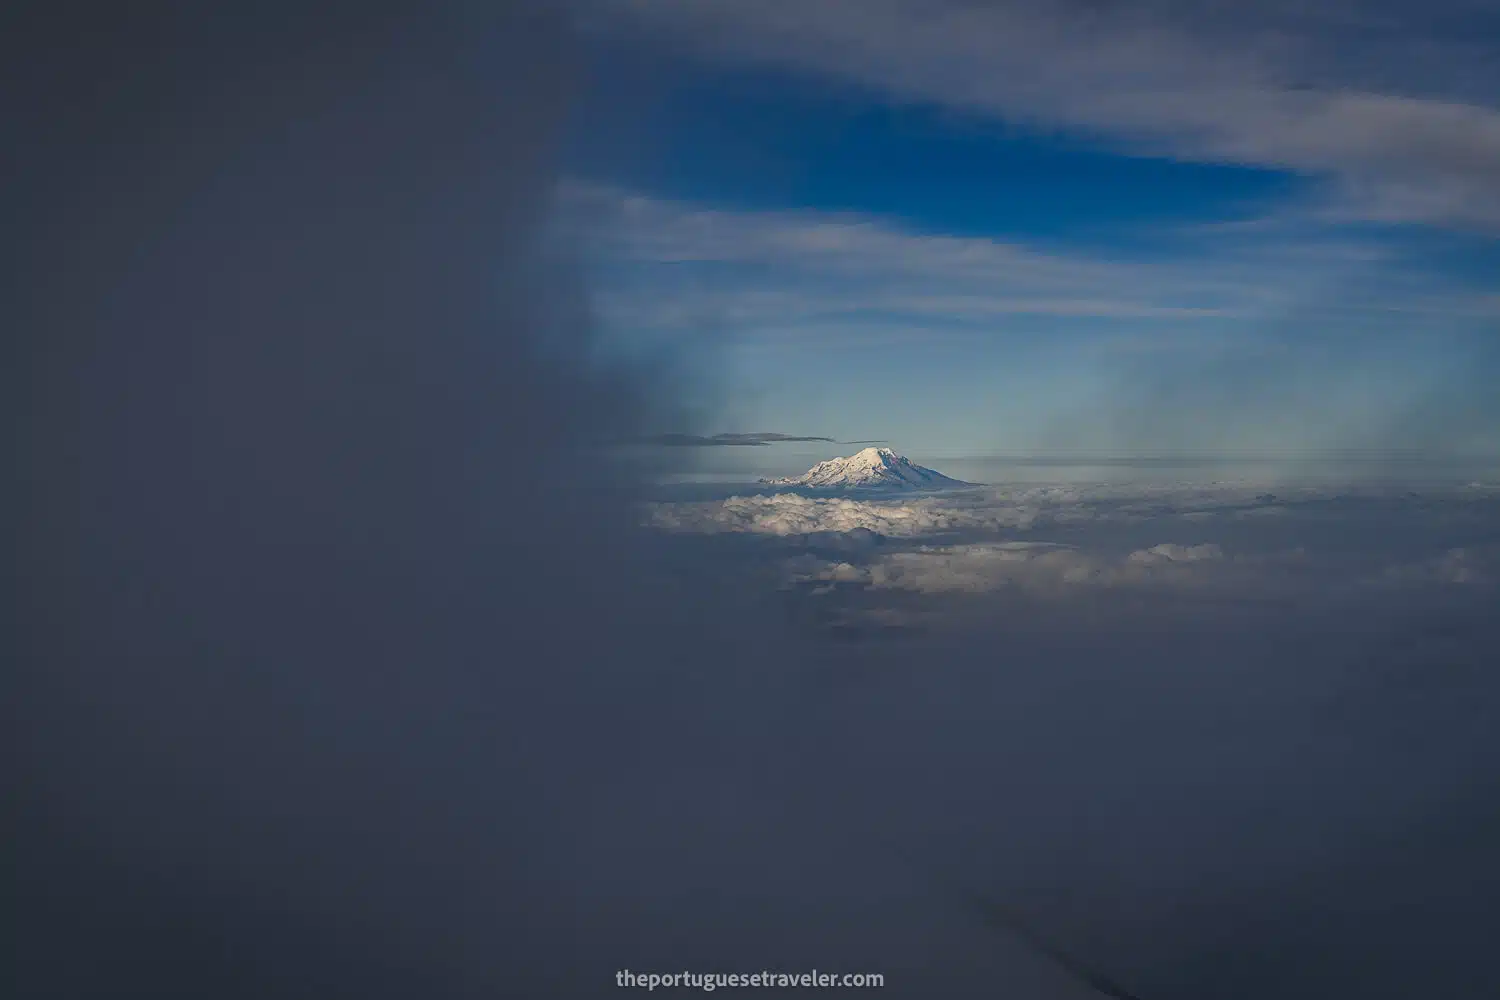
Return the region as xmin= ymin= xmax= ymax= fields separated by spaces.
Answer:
xmin=650 ymin=486 xmax=1499 ymax=607
xmin=649 ymin=482 xmax=1500 ymax=537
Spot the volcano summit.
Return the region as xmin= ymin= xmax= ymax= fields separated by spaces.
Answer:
xmin=760 ymin=447 xmax=972 ymax=491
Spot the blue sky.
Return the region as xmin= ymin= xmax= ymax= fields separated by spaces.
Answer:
xmin=559 ymin=1 xmax=1500 ymax=461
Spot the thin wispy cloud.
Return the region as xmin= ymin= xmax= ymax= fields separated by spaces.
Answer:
xmin=583 ymin=0 xmax=1500 ymax=230
xmin=561 ymin=182 xmax=1484 ymax=346
xmin=637 ymin=431 xmax=836 ymax=446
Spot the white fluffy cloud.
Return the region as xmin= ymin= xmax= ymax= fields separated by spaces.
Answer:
xmin=648 ymin=492 xmax=1042 ymax=536
xmin=1129 ymin=543 xmax=1224 ymax=565
xmin=648 ymin=483 xmax=1359 ymax=537
xmin=789 ymin=541 xmax=1238 ymax=595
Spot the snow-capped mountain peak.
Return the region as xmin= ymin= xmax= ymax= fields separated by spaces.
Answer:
xmin=761 ymin=447 xmax=970 ymax=491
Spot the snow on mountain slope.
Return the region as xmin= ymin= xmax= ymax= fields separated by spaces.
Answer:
xmin=761 ymin=447 xmax=971 ymax=491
